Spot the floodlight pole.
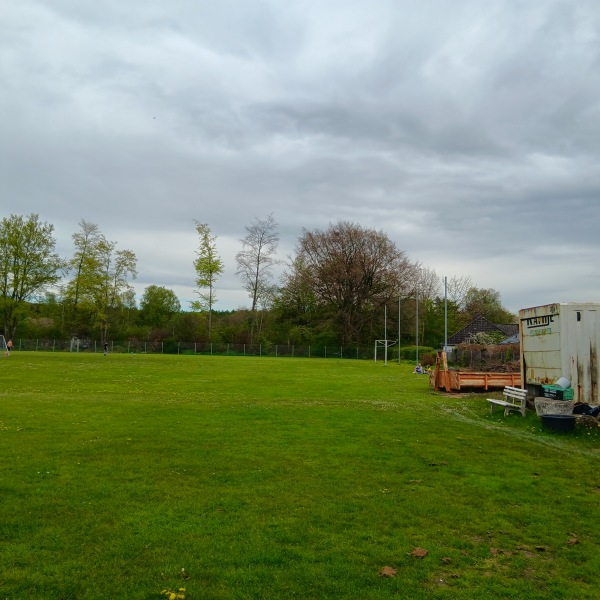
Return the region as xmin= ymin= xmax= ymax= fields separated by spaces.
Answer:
xmin=398 ymin=297 xmax=401 ymax=364
xmin=444 ymin=276 xmax=448 ymax=353
xmin=415 ymin=287 xmax=419 ymax=365
xmin=384 ymin=304 xmax=388 ymax=366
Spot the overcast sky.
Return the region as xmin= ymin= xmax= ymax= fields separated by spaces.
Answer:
xmin=2 ymin=0 xmax=600 ymax=314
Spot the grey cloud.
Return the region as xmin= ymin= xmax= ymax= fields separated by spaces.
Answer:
xmin=2 ymin=0 xmax=600 ymax=313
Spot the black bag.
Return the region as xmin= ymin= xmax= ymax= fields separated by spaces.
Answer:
xmin=573 ymin=403 xmax=600 ymax=417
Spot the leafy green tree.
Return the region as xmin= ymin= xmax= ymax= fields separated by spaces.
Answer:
xmin=467 ymin=330 xmax=506 ymax=345
xmin=140 ymin=285 xmax=181 ymax=328
xmin=191 ymin=222 xmax=223 ymax=341
xmin=419 ymin=297 xmax=461 ymax=348
xmin=113 ymin=287 xmax=138 ymax=339
xmin=273 ymin=255 xmax=322 ymax=344
xmin=462 ymin=287 xmax=516 ymax=326
xmin=94 ymin=241 xmax=137 ymax=342
xmin=63 ymin=220 xmax=104 ymax=336
xmin=0 ymin=214 xmax=65 ymax=337
xmin=64 ymin=221 xmax=137 ymax=341
xmin=172 ymin=311 xmax=207 ymax=342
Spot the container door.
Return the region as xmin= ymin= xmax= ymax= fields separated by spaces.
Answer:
xmin=520 ymin=305 xmax=561 ymax=385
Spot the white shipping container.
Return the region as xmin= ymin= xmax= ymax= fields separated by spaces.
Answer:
xmin=519 ymin=303 xmax=600 ymax=403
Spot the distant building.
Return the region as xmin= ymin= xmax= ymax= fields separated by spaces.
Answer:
xmin=446 ymin=315 xmax=519 ymax=350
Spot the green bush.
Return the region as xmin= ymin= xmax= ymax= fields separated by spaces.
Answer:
xmin=399 ymin=345 xmax=435 ymax=361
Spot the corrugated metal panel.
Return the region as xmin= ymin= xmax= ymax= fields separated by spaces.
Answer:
xmin=564 ymin=308 xmax=599 ymax=403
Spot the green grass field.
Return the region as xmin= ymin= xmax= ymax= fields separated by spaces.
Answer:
xmin=1 ymin=352 xmax=600 ymax=599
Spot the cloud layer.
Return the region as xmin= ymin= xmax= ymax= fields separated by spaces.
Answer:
xmin=2 ymin=0 xmax=600 ymax=312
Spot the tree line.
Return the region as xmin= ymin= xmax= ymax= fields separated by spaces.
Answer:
xmin=0 ymin=213 xmax=516 ymax=348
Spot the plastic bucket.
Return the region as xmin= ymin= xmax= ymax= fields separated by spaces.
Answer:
xmin=555 ymin=376 xmax=571 ymax=389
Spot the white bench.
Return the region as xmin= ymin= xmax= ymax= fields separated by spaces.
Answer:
xmin=487 ymin=386 xmax=527 ymax=417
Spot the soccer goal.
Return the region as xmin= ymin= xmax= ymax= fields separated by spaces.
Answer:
xmin=0 ymin=335 xmax=6 ymax=354
xmin=374 ymin=339 xmax=396 ymax=365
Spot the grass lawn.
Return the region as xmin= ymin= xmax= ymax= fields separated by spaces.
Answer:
xmin=1 ymin=352 xmax=600 ymax=599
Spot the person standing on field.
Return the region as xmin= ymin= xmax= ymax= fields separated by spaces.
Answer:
xmin=103 ymin=342 xmax=108 ymax=356
xmin=6 ymin=339 xmax=13 ymax=357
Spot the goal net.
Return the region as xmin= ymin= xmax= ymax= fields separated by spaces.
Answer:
xmin=0 ymin=335 xmax=5 ymax=352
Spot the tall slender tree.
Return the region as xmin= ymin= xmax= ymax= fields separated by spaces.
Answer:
xmin=191 ymin=222 xmax=223 ymax=341
xmin=235 ymin=214 xmax=279 ymax=343
xmin=94 ymin=241 xmax=137 ymax=342
xmin=63 ymin=220 xmax=104 ymax=335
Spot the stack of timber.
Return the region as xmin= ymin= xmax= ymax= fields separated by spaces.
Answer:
xmin=430 ymin=351 xmax=521 ymax=392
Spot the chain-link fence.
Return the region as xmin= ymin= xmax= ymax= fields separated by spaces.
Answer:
xmin=17 ymin=338 xmax=526 ymax=366
xmin=10 ymin=339 xmax=397 ymax=360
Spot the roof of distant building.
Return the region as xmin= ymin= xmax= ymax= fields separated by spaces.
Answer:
xmin=447 ymin=315 xmax=519 ymax=346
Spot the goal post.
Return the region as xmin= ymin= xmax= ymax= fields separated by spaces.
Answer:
xmin=374 ymin=339 xmax=397 ymax=365
xmin=0 ymin=335 xmax=5 ymax=352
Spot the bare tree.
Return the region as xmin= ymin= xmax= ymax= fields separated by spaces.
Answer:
xmin=445 ymin=275 xmax=473 ymax=309
xmin=288 ymin=221 xmax=412 ymax=344
xmin=235 ymin=214 xmax=279 ymax=343
xmin=404 ymin=265 xmax=441 ymax=345
xmin=412 ymin=265 xmax=441 ymax=300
